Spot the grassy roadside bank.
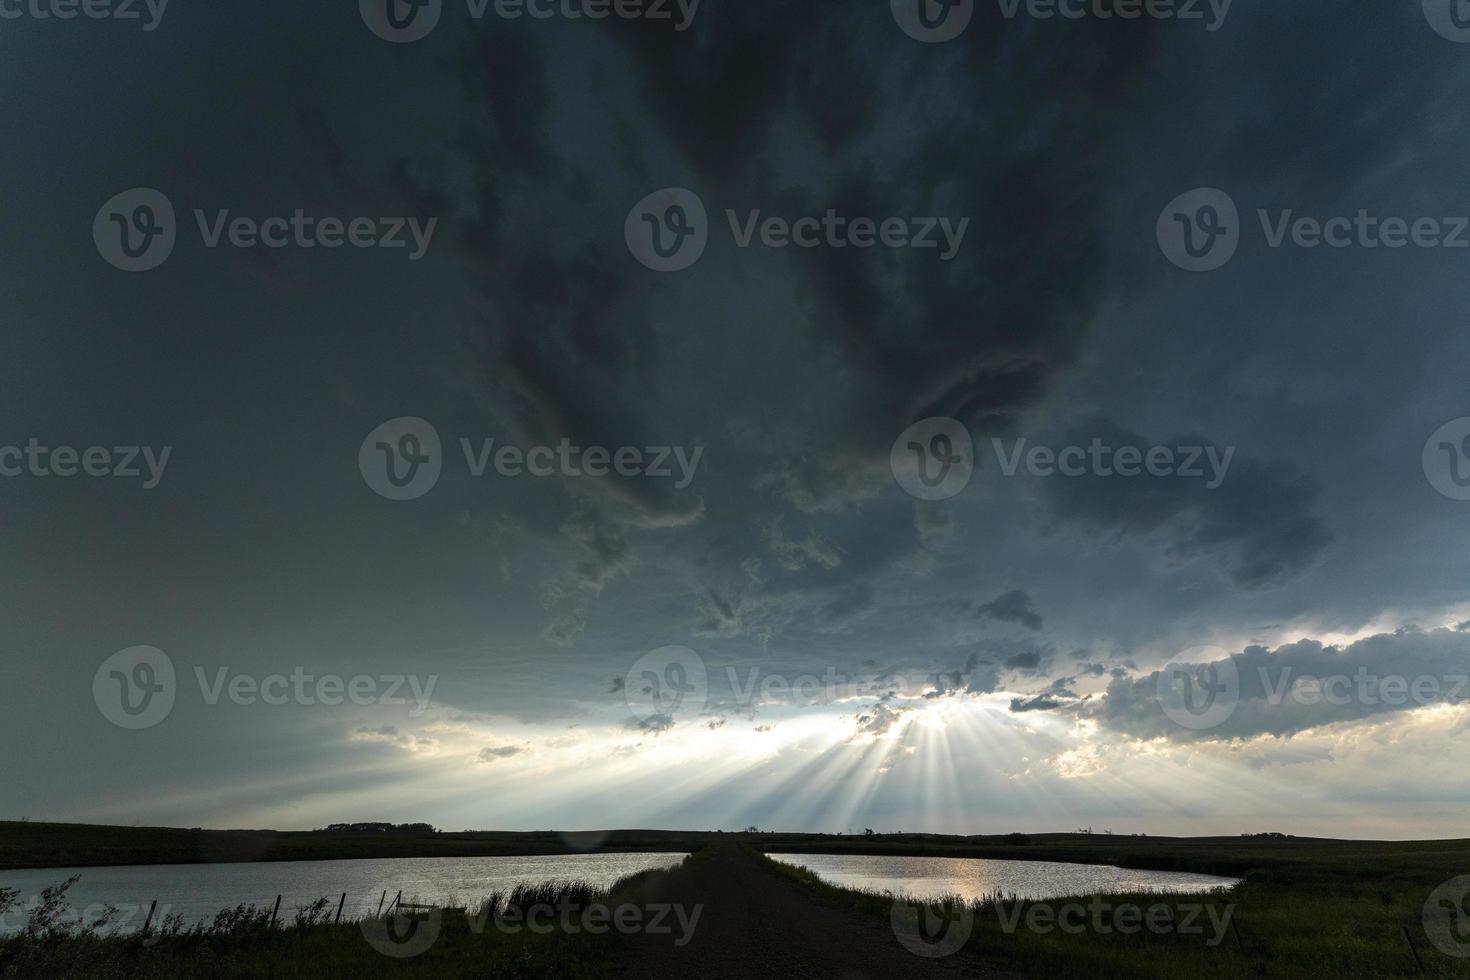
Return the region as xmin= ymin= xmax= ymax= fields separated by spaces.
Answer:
xmin=756 ymin=845 xmax=1470 ymax=978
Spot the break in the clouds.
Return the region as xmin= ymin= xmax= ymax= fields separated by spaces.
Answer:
xmin=5 ymin=2 xmax=1470 ymax=838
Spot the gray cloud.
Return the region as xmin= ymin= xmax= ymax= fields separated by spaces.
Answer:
xmin=1041 ymin=422 xmax=1331 ymax=589
xmin=478 ymin=745 xmax=525 ymax=762
xmin=1094 ymin=628 xmax=1470 ymax=742
xmin=976 ymin=589 xmax=1044 ymax=631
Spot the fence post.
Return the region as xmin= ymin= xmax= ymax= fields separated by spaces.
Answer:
xmin=335 ymin=892 xmax=346 ymax=925
xmin=376 ymin=890 xmax=386 ymax=916
xmin=269 ymin=894 xmax=281 ymax=929
xmin=141 ymin=899 xmax=157 ymax=936
xmin=1402 ymin=926 xmax=1426 ymax=975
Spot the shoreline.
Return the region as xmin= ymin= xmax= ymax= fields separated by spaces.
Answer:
xmin=6 ymin=820 xmax=1468 ymax=883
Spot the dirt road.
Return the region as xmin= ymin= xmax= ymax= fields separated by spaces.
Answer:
xmin=609 ymin=843 xmax=1017 ymax=979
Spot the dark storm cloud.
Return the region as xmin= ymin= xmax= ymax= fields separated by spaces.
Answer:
xmin=300 ymin=3 xmax=1335 ymax=668
xmin=383 ymin=7 xmax=1170 ymax=535
xmin=820 ymin=582 xmax=875 ymax=624
xmin=1040 ymin=421 xmax=1331 ymax=589
xmin=1092 ymin=627 xmax=1470 ymax=742
xmin=976 ymin=589 xmax=1044 ymax=630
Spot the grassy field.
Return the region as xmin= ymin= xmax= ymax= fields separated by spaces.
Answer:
xmin=759 ymin=837 xmax=1470 ymax=978
xmin=3 ymin=824 xmax=1468 ymax=977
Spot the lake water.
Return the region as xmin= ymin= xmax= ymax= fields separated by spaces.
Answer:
xmin=0 ymin=852 xmax=687 ymax=934
xmin=768 ymin=853 xmax=1239 ymax=902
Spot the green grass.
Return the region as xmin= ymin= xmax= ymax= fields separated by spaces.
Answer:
xmin=756 ymin=845 xmax=1469 ymax=979
xmin=5 ymin=825 xmax=1470 ymax=978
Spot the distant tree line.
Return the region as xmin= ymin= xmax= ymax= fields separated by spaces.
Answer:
xmin=319 ymin=822 xmax=437 ymax=833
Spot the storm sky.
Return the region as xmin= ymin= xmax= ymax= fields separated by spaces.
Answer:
xmin=5 ymin=1 xmax=1470 ymax=838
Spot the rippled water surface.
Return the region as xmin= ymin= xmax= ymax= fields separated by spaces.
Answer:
xmin=768 ymin=853 xmax=1239 ymax=902
xmin=0 ymin=852 xmax=687 ymax=932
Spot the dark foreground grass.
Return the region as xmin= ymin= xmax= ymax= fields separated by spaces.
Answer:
xmin=4 ymin=834 xmax=1468 ymax=978
xmin=758 ymin=847 xmax=1469 ymax=979
xmin=0 ymin=864 xmax=684 ymax=979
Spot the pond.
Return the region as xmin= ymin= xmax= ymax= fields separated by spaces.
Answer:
xmin=0 ymin=852 xmax=688 ymax=934
xmin=767 ymin=852 xmax=1239 ymax=903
